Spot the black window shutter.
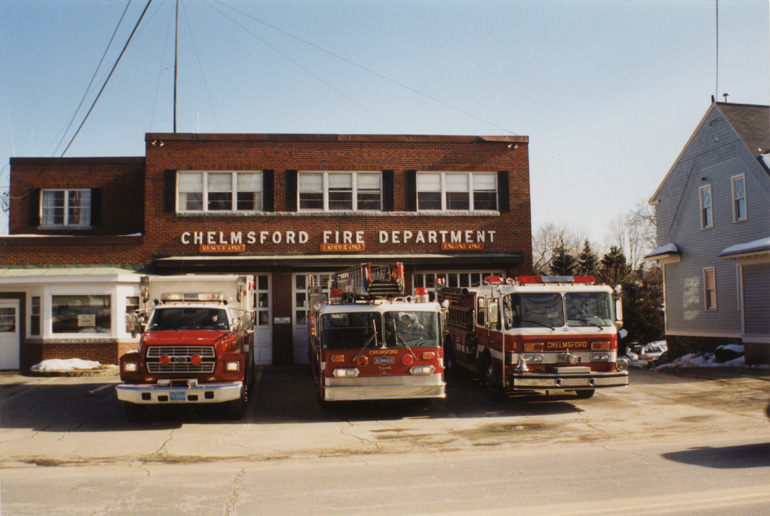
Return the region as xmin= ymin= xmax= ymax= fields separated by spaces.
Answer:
xmin=285 ymin=170 xmax=298 ymax=212
xmin=497 ymin=170 xmax=510 ymax=213
xmin=263 ymin=170 xmax=274 ymax=212
xmin=163 ymin=170 xmax=177 ymax=213
xmin=28 ymin=188 xmax=40 ymax=227
xmin=404 ymin=170 xmax=417 ymax=212
xmin=90 ymin=188 xmax=102 ymax=226
xmin=382 ymin=170 xmax=394 ymax=211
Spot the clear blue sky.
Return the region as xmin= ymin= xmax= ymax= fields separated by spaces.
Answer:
xmin=1 ymin=0 xmax=768 ymax=244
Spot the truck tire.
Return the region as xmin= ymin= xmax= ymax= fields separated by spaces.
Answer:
xmin=575 ymin=389 xmax=595 ymax=399
xmin=482 ymin=358 xmax=504 ymax=401
xmin=225 ymin=386 xmax=246 ymax=420
xmin=443 ymin=340 xmax=456 ymax=378
xmin=124 ymin=402 xmax=144 ymax=422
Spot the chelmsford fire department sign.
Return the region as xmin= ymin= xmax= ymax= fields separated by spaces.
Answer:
xmin=181 ymin=229 xmax=495 ymax=253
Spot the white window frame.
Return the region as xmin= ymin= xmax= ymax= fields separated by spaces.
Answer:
xmin=297 ymin=171 xmax=381 ymax=212
xmin=703 ymin=267 xmax=717 ymax=311
xmin=699 ymin=184 xmax=713 ymax=229
xmin=40 ymin=189 xmax=92 ymax=228
xmin=416 ymin=172 xmax=498 ymax=212
xmin=177 ymin=171 xmax=263 ymax=213
xmin=731 ymin=174 xmax=747 ymax=222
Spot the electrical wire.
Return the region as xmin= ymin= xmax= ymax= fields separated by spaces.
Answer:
xmin=59 ymin=0 xmax=155 ymax=157
xmin=209 ymin=0 xmax=517 ymax=136
xmin=53 ymin=0 xmax=136 ymax=158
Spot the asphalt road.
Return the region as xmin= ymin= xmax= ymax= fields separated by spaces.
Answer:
xmin=1 ymin=366 xmax=769 ymax=515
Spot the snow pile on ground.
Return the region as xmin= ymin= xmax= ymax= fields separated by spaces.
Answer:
xmin=31 ymin=358 xmax=102 ymax=372
xmin=655 ymin=344 xmax=747 ymax=370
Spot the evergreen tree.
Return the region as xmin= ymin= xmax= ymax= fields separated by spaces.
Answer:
xmin=576 ymin=240 xmax=599 ymax=276
xmin=598 ymin=246 xmax=631 ymax=286
xmin=549 ymin=239 xmax=576 ymax=276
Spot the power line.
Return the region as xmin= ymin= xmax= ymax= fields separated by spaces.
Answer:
xmin=208 ymin=0 xmax=516 ymax=135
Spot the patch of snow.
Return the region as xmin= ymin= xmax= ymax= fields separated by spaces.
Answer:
xmin=716 ymin=343 xmax=744 ymax=354
xmin=31 ymin=358 xmax=102 ymax=372
xmin=656 ymin=352 xmax=746 ymax=370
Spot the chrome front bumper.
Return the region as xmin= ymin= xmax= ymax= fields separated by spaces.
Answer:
xmin=116 ymin=381 xmax=242 ymax=404
xmin=323 ymin=375 xmax=446 ymax=401
xmin=507 ymin=371 xmax=628 ymax=391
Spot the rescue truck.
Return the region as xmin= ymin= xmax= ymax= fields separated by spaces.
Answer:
xmin=439 ymin=275 xmax=629 ymax=399
xmin=117 ymin=275 xmax=255 ymax=421
xmin=308 ymin=263 xmax=446 ymax=403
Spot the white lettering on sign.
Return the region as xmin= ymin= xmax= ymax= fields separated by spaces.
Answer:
xmin=181 ymin=229 xmax=494 ymax=247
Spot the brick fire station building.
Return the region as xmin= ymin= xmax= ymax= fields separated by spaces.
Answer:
xmin=0 ymin=133 xmax=532 ymax=370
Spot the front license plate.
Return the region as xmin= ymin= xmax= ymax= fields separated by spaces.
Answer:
xmin=170 ymin=392 xmax=186 ymax=401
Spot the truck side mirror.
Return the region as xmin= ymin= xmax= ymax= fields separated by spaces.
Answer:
xmin=615 ymin=299 xmax=624 ymax=330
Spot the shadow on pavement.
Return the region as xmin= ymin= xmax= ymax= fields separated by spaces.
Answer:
xmin=662 ymin=442 xmax=770 ymax=469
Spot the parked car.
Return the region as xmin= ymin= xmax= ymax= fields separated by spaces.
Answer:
xmin=625 ymin=341 xmax=668 ymax=364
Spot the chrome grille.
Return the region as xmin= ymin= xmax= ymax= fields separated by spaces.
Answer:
xmin=146 ymin=346 xmax=216 ymax=374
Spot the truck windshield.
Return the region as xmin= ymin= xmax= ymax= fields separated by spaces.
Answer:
xmin=565 ymin=293 xmax=614 ymax=327
xmin=503 ymin=293 xmax=564 ymax=329
xmin=148 ymin=307 xmax=229 ymax=331
xmin=384 ymin=311 xmax=440 ymax=348
xmin=320 ymin=311 xmax=440 ymax=350
xmin=321 ymin=312 xmax=379 ymax=350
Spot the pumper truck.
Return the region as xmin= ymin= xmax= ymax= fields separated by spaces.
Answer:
xmin=439 ymin=275 xmax=628 ymax=399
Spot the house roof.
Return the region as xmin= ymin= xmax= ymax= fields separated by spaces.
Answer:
xmin=717 ymin=102 xmax=770 ymax=158
xmin=650 ymin=101 xmax=770 ymax=205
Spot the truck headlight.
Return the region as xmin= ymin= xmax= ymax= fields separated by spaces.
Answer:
xmin=332 ymin=368 xmax=359 ymax=378
xmin=591 ymin=353 xmax=611 ymax=362
xmin=409 ymin=365 xmax=435 ymax=376
xmin=225 ymin=361 xmax=240 ymax=372
xmin=123 ymin=362 xmax=138 ymax=372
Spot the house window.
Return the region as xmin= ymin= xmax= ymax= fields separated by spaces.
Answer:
xmin=699 ymin=185 xmax=713 ymax=229
xmin=703 ymin=268 xmax=717 ymax=311
xmin=298 ymin=171 xmax=381 ymax=211
xmin=40 ymin=189 xmax=91 ymax=227
xmin=30 ymin=296 xmax=40 ymax=336
xmin=0 ymin=307 xmax=16 ymax=333
xmin=417 ymin=172 xmax=497 ymax=211
xmin=177 ymin=171 xmax=262 ymax=213
xmin=52 ymin=295 xmax=111 ymax=334
xmin=732 ymin=175 xmax=747 ymax=222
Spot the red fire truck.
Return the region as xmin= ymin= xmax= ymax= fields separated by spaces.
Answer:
xmin=439 ymin=275 xmax=629 ymax=399
xmin=308 ymin=263 xmax=446 ymax=403
xmin=117 ymin=275 xmax=255 ymax=421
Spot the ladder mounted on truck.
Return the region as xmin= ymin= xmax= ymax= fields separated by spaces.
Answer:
xmin=335 ymin=262 xmax=405 ymax=299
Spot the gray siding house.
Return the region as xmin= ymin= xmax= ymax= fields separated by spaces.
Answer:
xmin=646 ymin=102 xmax=770 ymax=364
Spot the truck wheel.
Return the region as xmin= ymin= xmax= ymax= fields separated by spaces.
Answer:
xmin=575 ymin=389 xmax=595 ymax=399
xmin=483 ymin=359 xmax=504 ymax=401
xmin=124 ymin=402 xmax=144 ymax=422
xmin=444 ymin=341 xmax=456 ymax=378
xmin=225 ymin=386 xmax=246 ymax=420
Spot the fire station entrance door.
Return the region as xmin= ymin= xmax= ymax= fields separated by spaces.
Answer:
xmin=252 ymin=274 xmax=272 ymax=365
xmin=292 ymin=273 xmax=333 ymax=364
xmin=0 ymin=300 xmax=20 ymax=370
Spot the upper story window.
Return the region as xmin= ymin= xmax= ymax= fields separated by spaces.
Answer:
xmin=732 ymin=174 xmax=747 ymax=222
xmin=298 ymin=171 xmax=381 ymax=211
xmin=177 ymin=171 xmax=262 ymax=213
xmin=703 ymin=267 xmax=717 ymax=311
xmin=699 ymin=184 xmax=713 ymax=229
xmin=40 ymin=189 xmax=91 ymax=227
xmin=417 ymin=172 xmax=497 ymax=211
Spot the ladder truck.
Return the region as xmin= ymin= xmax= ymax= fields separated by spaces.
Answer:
xmin=308 ymin=263 xmax=446 ymax=403
xmin=439 ymin=275 xmax=629 ymax=400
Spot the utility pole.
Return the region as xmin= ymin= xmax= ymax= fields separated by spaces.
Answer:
xmin=173 ymin=0 xmax=179 ymax=132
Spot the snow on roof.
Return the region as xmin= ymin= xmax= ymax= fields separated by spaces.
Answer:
xmin=719 ymin=236 xmax=770 ymax=258
xmin=644 ymin=243 xmax=679 ymax=259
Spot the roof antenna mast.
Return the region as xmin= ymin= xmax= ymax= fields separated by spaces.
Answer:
xmin=173 ymin=0 xmax=179 ymax=132
xmin=715 ymin=0 xmax=719 ymax=102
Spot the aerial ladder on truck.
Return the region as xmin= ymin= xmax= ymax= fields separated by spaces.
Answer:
xmin=308 ymin=262 xmax=446 ymax=402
